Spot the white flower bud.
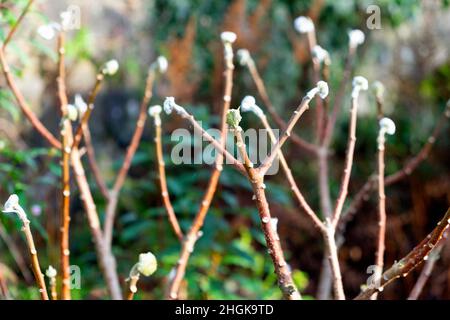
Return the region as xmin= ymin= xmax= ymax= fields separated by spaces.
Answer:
xmin=137 ymin=252 xmax=157 ymax=277
xmin=148 ymin=105 xmax=162 ymax=126
xmin=220 ymin=31 xmax=237 ymax=44
xmin=152 ymin=56 xmax=168 ymax=74
xmin=3 ymin=194 xmax=27 ymax=222
xmin=237 ymin=49 xmax=251 ymax=66
xmin=102 ymin=59 xmax=119 ymax=76
xmin=66 ymin=104 xmax=78 ymax=122
xmin=74 ymin=94 xmax=88 ymax=119
xmin=46 ymin=266 xmax=57 ymax=278
xmin=317 ymin=81 xmax=329 ymax=99
xmin=306 ymin=81 xmax=329 ymax=100
xmin=240 ymin=95 xmax=264 ymax=118
xmin=372 ymin=81 xmax=385 ymax=98
xmin=348 ymin=29 xmax=365 ymax=49
xmin=163 ymin=97 xmax=188 ymax=116
xmin=37 ymin=24 xmax=59 ymax=40
xmin=294 ymin=16 xmax=315 ymax=34
xmin=312 ymin=45 xmax=330 ymax=64
xmin=379 ymin=117 xmax=396 ymax=135
xmin=352 ymin=76 xmax=369 ymax=98
xmin=163 ymin=97 xmax=175 ymax=114
xmin=3 ymin=194 xmax=19 ymax=213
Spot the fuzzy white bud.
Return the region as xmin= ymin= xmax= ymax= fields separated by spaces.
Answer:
xmin=312 ymin=45 xmax=330 ymax=64
xmin=3 ymin=194 xmax=19 ymax=213
xmin=137 ymin=252 xmax=157 ymax=277
xmin=237 ymin=49 xmax=251 ymax=66
xmin=240 ymin=96 xmax=264 ymax=118
xmin=66 ymin=104 xmax=78 ymax=122
xmin=163 ymin=97 xmax=188 ymax=117
xmin=294 ymin=16 xmax=315 ymax=34
xmin=46 ymin=266 xmax=57 ymax=278
xmin=220 ymin=31 xmax=237 ymax=44
xmin=102 ymin=59 xmax=119 ymax=76
xmin=152 ymin=56 xmax=168 ymax=74
xmin=317 ymin=81 xmax=329 ymax=99
xmin=306 ymin=81 xmax=329 ymax=100
xmin=379 ymin=117 xmax=396 ymax=135
xmin=148 ymin=105 xmax=162 ymax=126
xmin=37 ymin=23 xmax=59 ymax=40
xmin=352 ymin=76 xmax=369 ymax=98
xmin=348 ymin=29 xmax=365 ymax=49
xmin=372 ymin=81 xmax=385 ymax=98
xmin=74 ymin=94 xmax=88 ymax=119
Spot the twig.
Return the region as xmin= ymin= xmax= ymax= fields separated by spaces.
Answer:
xmin=355 ymin=206 xmax=450 ymax=300
xmin=0 ymin=221 xmax=33 ymax=283
xmin=2 ymin=195 xmax=49 ymax=300
xmin=71 ymin=73 xmax=104 ymax=150
xmin=331 ymin=77 xmax=368 ymax=228
xmin=258 ymin=86 xmax=323 ymax=176
xmin=408 ymin=230 xmax=448 ymax=300
xmin=56 ymin=31 xmax=72 ymax=300
xmin=2 ymin=0 xmax=35 ymax=49
xmin=149 ymin=106 xmax=183 ymax=241
xmin=70 ymin=148 xmax=123 ymax=299
xmin=238 ymin=49 xmax=317 ymax=155
xmin=0 ymin=49 xmax=61 ymax=149
xmin=372 ymin=117 xmax=396 ymax=300
xmin=338 ymin=102 xmax=450 ymax=237
xmin=166 ymin=33 xmax=238 ymax=299
xmin=45 ymin=266 xmax=58 ymax=300
xmin=232 ymin=122 xmax=300 ymax=300
xmin=103 ymin=65 xmax=159 ymax=248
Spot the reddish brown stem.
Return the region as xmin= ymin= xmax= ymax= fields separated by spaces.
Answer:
xmin=0 ymin=49 xmax=61 ymax=149
xmin=244 ymin=54 xmax=317 ymax=155
xmin=2 ymin=0 xmax=35 ymax=49
xmin=234 ymin=128 xmax=301 ymax=299
xmin=331 ymin=97 xmax=359 ymax=228
xmin=355 ymin=207 xmax=450 ymax=300
xmin=154 ymin=117 xmax=184 ymax=241
xmin=166 ymin=46 xmax=235 ymax=299
xmin=103 ymin=71 xmax=155 ymax=248
xmin=56 ymin=32 xmax=72 ymax=300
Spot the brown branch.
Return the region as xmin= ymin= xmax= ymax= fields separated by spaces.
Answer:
xmin=331 ymin=96 xmax=360 ymax=228
xmin=151 ymin=109 xmax=183 ymax=241
xmin=233 ymin=126 xmax=301 ymax=299
xmin=103 ymin=70 xmax=155 ymax=248
xmin=82 ymin=126 xmax=110 ymax=199
xmin=338 ymin=103 xmax=450 ymax=236
xmin=70 ymin=149 xmax=123 ymax=299
xmin=0 ymin=49 xmax=61 ymax=149
xmin=0 ymin=221 xmax=33 ymax=283
xmin=166 ymin=40 xmax=236 ymax=299
xmin=71 ymin=74 xmax=104 ymax=150
xmin=322 ymin=46 xmax=356 ymax=147
xmin=255 ymin=112 xmax=325 ymax=232
xmin=242 ymin=51 xmax=318 ymax=155
xmin=2 ymin=0 xmax=35 ymax=49
xmin=355 ymin=206 xmax=450 ymax=300
xmin=258 ymin=94 xmax=315 ymax=176
xmin=56 ymin=31 xmax=72 ymax=300
xmin=408 ymin=230 xmax=448 ymax=300
xmin=372 ymin=129 xmax=388 ymax=300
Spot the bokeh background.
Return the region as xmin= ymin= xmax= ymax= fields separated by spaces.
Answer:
xmin=0 ymin=0 xmax=449 ymax=299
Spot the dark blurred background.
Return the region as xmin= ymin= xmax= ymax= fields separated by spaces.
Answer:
xmin=0 ymin=0 xmax=449 ymax=299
